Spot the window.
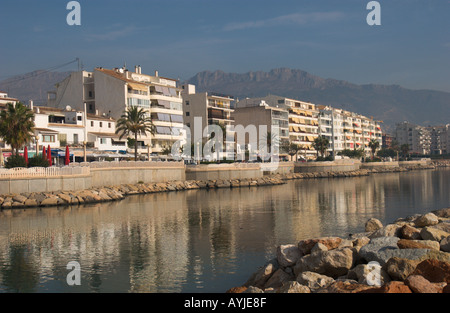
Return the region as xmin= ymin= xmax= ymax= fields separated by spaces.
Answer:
xmin=99 ymin=122 xmax=103 ymax=127
xmin=185 ymin=101 xmax=190 ymax=105
xmin=77 ymin=116 xmax=82 ymax=121
xmin=108 ymin=123 xmax=111 ymax=128
xmin=42 ymin=135 xmax=55 ymax=143
xmin=100 ymin=138 xmax=107 ymax=145
xmin=91 ymin=121 xmax=94 ymax=127
xmin=73 ymin=134 xmax=79 ymax=144
xmin=186 ymin=112 xmax=190 ymax=117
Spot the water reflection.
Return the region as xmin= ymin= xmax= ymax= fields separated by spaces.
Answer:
xmin=0 ymin=169 xmax=448 ymax=293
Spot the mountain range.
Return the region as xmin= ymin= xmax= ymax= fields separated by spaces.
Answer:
xmin=1 ymin=67 xmax=449 ymax=133
xmin=187 ymin=68 xmax=450 ymax=133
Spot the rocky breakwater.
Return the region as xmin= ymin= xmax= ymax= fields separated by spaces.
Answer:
xmin=0 ymin=176 xmax=285 ymax=209
xmin=228 ymin=207 xmax=450 ymax=293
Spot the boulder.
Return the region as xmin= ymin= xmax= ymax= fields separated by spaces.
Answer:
xmin=420 ymin=226 xmax=450 ymax=242
xmin=414 ymin=213 xmax=439 ymax=227
xmin=264 ymin=269 xmax=294 ymax=289
xmin=12 ymin=194 xmax=27 ymax=204
xmin=369 ymin=224 xmax=402 ymax=239
xmin=244 ymin=259 xmax=278 ymax=289
xmin=317 ymin=279 xmax=375 ymax=293
xmin=276 ymin=281 xmax=310 ymax=293
xmin=296 ymin=271 xmax=334 ymax=291
xmin=397 ymin=239 xmax=440 ymax=251
xmin=377 ymin=281 xmax=413 ymax=293
xmin=365 ymin=218 xmax=383 ymax=232
xmin=277 ymin=244 xmax=302 ymax=268
xmin=405 ymin=275 xmax=442 ymax=293
xmin=385 ymin=257 xmax=420 ymax=281
xmin=298 ymin=237 xmax=342 ymax=255
xmin=226 ymin=286 xmax=247 ymax=293
xmin=432 ymin=208 xmax=450 ymax=218
xmin=440 ymin=236 xmax=450 ymax=252
xmin=294 ymin=247 xmax=354 ymax=278
xmin=399 ymin=224 xmax=421 ymax=240
xmin=410 ymin=259 xmax=450 ymax=283
xmin=243 ymin=286 xmax=264 ymax=293
xmin=347 ymin=263 xmax=390 ymax=286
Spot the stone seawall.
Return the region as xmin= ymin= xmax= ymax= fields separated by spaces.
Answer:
xmin=0 ymin=163 xmax=439 ymax=210
xmin=227 ymin=208 xmax=450 ymax=294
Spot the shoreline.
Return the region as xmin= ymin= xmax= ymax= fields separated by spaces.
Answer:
xmin=0 ymin=162 xmax=444 ymax=210
xmin=227 ymin=207 xmax=450 ymax=294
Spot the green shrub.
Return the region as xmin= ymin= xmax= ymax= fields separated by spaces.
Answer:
xmin=27 ymin=155 xmax=49 ymax=168
xmin=4 ymin=154 xmax=27 ymax=168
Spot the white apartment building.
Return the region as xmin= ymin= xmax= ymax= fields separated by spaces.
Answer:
xmin=0 ymin=91 xmax=19 ymax=106
xmin=395 ymin=121 xmax=431 ymax=155
xmin=31 ymin=104 xmax=125 ymax=153
xmin=47 ymin=66 xmax=184 ymax=155
xmin=318 ymin=106 xmax=383 ymax=157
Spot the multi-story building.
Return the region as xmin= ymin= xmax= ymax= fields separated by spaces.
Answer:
xmin=382 ymin=134 xmax=394 ymax=149
xmin=181 ymin=84 xmax=235 ymax=159
xmin=232 ymin=98 xmax=289 ymax=160
xmin=428 ymin=125 xmax=450 ymax=155
xmin=0 ymin=91 xmax=19 ymax=106
xmin=47 ymin=66 xmax=184 ymax=155
xmin=317 ymin=105 xmax=383 ymax=157
xmin=395 ymin=121 xmax=431 ymax=155
xmin=31 ymin=102 xmax=125 ymax=153
xmin=236 ymin=95 xmax=319 ymax=159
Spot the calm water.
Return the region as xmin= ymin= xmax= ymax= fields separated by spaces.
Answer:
xmin=0 ymin=168 xmax=449 ymax=293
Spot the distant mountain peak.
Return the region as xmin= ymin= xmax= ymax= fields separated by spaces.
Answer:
xmin=187 ymin=67 xmax=450 ymax=131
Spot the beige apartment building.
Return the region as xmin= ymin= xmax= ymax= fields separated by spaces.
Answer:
xmin=233 ymin=98 xmax=289 ymax=160
xmin=181 ymin=84 xmax=235 ymax=159
xmin=47 ymin=66 xmax=184 ymax=156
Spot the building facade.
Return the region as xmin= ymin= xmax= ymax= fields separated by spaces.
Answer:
xmin=395 ymin=121 xmax=431 ymax=155
xmin=47 ymin=66 xmax=184 ymax=155
xmin=181 ymin=84 xmax=235 ymax=160
xmin=232 ymin=98 xmax=289 ymax=160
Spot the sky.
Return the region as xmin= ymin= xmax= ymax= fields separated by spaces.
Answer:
xmin=0 ymin=0 xmax=449 ymax=92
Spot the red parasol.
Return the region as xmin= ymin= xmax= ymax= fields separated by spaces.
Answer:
xmin=65 ymin=146 xmax=70 ymax=166
xmin=42 ymin=146 xmax=47 ymax=160
xmin=24 ymin=146 xmax=28 ymax=165
xmin=47 ymin=145 xmax=52 ymax=166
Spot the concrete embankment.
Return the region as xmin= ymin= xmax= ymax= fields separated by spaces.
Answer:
xmin=227 ymin=208 xmax=450 ymax=294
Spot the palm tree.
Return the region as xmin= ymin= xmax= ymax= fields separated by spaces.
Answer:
xmin=312 ymin=136 xmax=329 ymax=158
xmin=368 ymin=139 xmax=380 ymax=160
xmin=0 ymin=102 xmax=35 ymax=156
xmin=115 ymin=106 xmax=155 ymax=161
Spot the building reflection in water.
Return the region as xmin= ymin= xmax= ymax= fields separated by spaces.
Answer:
xmin=0 ymin=169 xmax=448 ymax=293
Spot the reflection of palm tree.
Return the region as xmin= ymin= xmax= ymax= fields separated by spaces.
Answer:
xmin=0 ymin=245 xmax=40 ymax=292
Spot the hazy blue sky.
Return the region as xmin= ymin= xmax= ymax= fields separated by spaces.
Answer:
xmin=0 ymin=0 xmax=449 ymax=91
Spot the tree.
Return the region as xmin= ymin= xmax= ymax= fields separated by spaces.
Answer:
xmin=115 ymin=106 xmax=155 ymax=161
xmin=282 ymin=142 xmax=300 ymax=161
xmin=312 ymin=136 xmax=329 ymax=158
xmin=400 ymin=144 xmax=410 ymax=158
xmin=0 ymin=102 xmax=35 ymax=156
xmin=368 ymin=139 xmax=380 ymax=160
